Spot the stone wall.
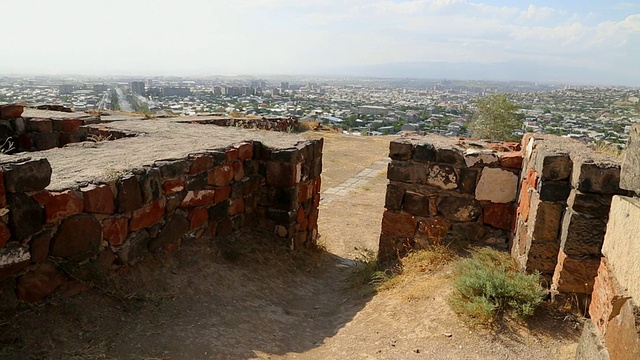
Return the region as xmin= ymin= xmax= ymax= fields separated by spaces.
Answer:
xmin=512 ymin=134 xmax=627 ymax=293
xmin=180 ymin=115 xmax=299 ymax=132
xmin=576 ymin=124 xmax=640 ymax=360
xmin=378 ymin=135 xmax=522 ymax=262
xmin=0 ymin=131 xmax=322 ymax=302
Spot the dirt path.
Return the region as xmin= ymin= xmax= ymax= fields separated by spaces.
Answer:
xmin=0 ymin=131 xmax=581 ymax=359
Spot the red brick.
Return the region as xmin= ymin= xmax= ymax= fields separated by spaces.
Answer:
xmin=81 ymin=184 xmax=114 ymax=214
xmin=162 ymin=179 xmax=184 ymax=195
xmin=0 ymin=222 xmax=9 ymax=249
xmin=189 ymin=155 xmax=213 ymax=175
xmin=28 ymin=118 xmax=53 ymax=133
xmin=61 ymin=119 xmax=84 ymax=132
xmin=233 ymin=161 xmax=245 ymax=181
xmin=381 ymin=210 xmax=416 ymax=238
xmin=225 ymin=148 xmax=238 ymax=162
xmin=214 ymin=186 xmax=231 ymax=204
xmin=483 ymin=203 xmax=515 ymax=231
xmin=500 ymin=151 xmax=523 ymax=169
xmin=237 ymin=142 xmax=253 ymax=160
xmin=188 ymin=207 xmax=208 ymax=229
xmin=46 ymin=190 xmax=84 ymax=223
xmin=102 ymin=217 xmax=129 ymax=246
xmin=228 ymin=197 xmax=244 ymax=215
xmin=0 ymin=172 xmax=6 ymax=207
xmin=208 ymin=165 xmax=234 ymax=187
xmin=130 ymin=198 xmax=166 ymax=231
xmin=180 ymin=190 xmax=216 ymax=207
xmin=417 ymin=217 xmax=450 ymax=244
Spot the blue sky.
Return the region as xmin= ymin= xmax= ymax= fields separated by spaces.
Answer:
xmin=1 ymin=0 xmax=639 ymax=85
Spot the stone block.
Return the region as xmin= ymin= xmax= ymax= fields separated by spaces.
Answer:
xmin=517 ymin=169 xmax=538 ymax=221
xmin=59 ymin=131 xmax=87 ymax=146
xmin=572 ymin=159 xmax=622 ymax=195
xmin=560 ymin=209 xmax=607 ymax=258
xmin=32 ymin=132 xmax=59 ymax=150
xmin=16 ymin=262 xmax=66 ymax=302
xmin=499 ymin=151 xmax=523 ymax=169
xmin=27 ymin=118 xmax=53 ymax=132
xmin=233 ymin=161 xmax=245 ymax=181
xmin=602 ymin=298 xmax=640 ymax=360
xmin=155 ymin=159 xmax=190 ymax=179
xmin=534 ymin=150 xmax=572 ymax=180
xmin=102 ymin=217 xmax=129 ymax=246
xmin=81 ymin=184 xmax=115 ymax=214
xmin=575 ymin=320 xmax=610 ymax=360
xmin=266 ymin=161 xmax=300 ymax=188
xmin=7 ymin=193 xmax=44 ymax=240
xmin=2 ymin=158 xmax=51 ymax=192
xmin=50 ymin=214 xmax=102 ymax=261
xmin=381 ymin=210 xmax=416 ymax=238
xmin=140 ymin=168 xmax=163 ymax=204
xmin=228 ymin=198 xmax=245 ymax=216
xmin=620 ymin=124 xmax=640 ymax=193
xmin=216 ymin=217 xmax=233 ymax=236
xmin=483 ymin=203 xmax=515 ymax=231
xmin=457 ymin=168 xmax=478 ymax=194
xmin=463 ymin=150 xmax=499 ymax=167
xmin=552 ymin=250 xmax=600 ymax=294
xmin=437 ymin=197 xmax=482 ymax=222
xmin=214 ymin=185 xmax=232 ymax=205
xmin=589 ymin=259 xmax=625 ymax=336
xmin=270 ymin=148 xmax=300 ymax=162
xmin=475 ymin=167 xmax=518 ymax=203
xmin=387 ymin=161 xmax=427 ymax=184
xmin=188 ymin=207 xmax=208 ymax=229
xmin=185 ymin=172 xmax=208 ymax=191
xmin=537 ymin=180 xmax=571 ymax=202
xmin=29 ymin=230 xmax=52 ymax=263
xmin=237 ymin=142 xmax=253 ymax=160
xmin=389 ymin=140 xmax=413 ymax=160
xmin=189 ymin=154 xmax=214 ymax=175
xmin=412 ymin=143 xmax=436 ymax=163
xmin=524 ymin=240 xmax=560 ymax=280
xmin=130 ymin=198 xmax=166 ymax=231
xmin=162 ymin=179 xmax=185 ymax=195
xmin=427 ymin=164 xmax=458 ymax=190
xmin=16 ymin=133 xmax=33 ymax=150
xmin=567 ymin=190 xmax=612 ymax=218
xmin=528 ymin=193 xmax=564 ymax=241
xmin=435 ymin=148 xmax=465 ymax=166
xmin=0 ymin=104 xmax=23 ymax=119
xmin=601 ymin=196 xmax=640 ymax=300
xmin=117 ymin=230 xmax=150 ymax=264
xmin=0 ymin=221 xmax=8 ymax=249
xmin=52 ymin=118 xmax=83 ymax=132
xmin=149 ymin=213 xmax=189 ymax=252
xmin=403 ymin=191 xmax=430 ymax=217
xmin=45 ymin=190 xmax=84 ymax=223
xmin=180 ymin=190 xmax=216 ymax=207
xmin=117 ymin=175 xmax=143 ymax=213
xmin=225 ymin=148 xmax=239 ymax=162
xmin=208 ymin=164 xmax=234 ymax=187
xmin=208 ymin=200 xmax=229 ymax=221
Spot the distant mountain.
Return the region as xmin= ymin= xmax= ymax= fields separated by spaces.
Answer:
xmin=320 ymin=60 xmax=639 ymax=87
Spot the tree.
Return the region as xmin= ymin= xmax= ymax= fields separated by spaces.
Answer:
xmin=468 ymin=94 xmax=523 ymax=141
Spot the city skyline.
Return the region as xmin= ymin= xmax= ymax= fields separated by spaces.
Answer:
xmin=2 ymin=0 xmax=639 ymax=86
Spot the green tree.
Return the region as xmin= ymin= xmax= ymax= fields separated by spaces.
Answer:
xmin=468 ymin=94 xmax=523 ymax=141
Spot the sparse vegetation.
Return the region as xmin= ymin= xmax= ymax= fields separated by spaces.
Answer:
xmin=449 ymin=247 xmax=545 ymax=324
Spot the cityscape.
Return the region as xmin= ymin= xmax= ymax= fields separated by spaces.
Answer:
xmin=1 ymin=75 xmax=638 ymax=148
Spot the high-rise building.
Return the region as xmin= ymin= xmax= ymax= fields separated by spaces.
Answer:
xmin=131 ymin=81 xmax=146 ymax=95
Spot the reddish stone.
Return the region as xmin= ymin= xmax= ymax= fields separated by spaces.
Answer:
xmin=180 ymin=190 xmax=216 ymax=207
xmin=298 ymin=181 xmax=314 ymax=202
xmin=417 ymin=217 xmax=451 ymax=244
xmin=17 ymin=133 xmax=33 ymax=150
xmin=315 ymin=177 xmax=322 ymax=193
xmin=32 ymin=190 xmax=51 ymax=205
xmin=28 ymin=118 xmax=53 ymax=133
xmin=552 ymin=250 xmax=600 ymax=294
xmin=214 ymin=186 xmax=232 ymax=204
xmin=233 ymin=161 xmax=245 ymax=181
xmin=81 ymin=184 xmax=115 ymax=214
xmin=50 ymin=214 xmax=102 ymax=261
xmin=308 ymin=209 xmax=319 ymax=230
xmin=130 ymin=198 xmax=166 ymax=231
xmin=162 ymin=179 xmax=185 ymax=195
xmin=266 ymin=161 xmax=299 ymax=188
xmin=521 ymin=133 xmax=534 ymax=149
xmin=29 ymin=230 xmax=52 ymax=263
xmin=488 ymin=142 xmax=521 ymax=152
xmin=16 ymin=262 xmax=66 ymax=302
xmin=163 ymin=240 xmax=181 ymax=253
xmin=500 ymin=151 xmax=523 ymax=169
xmin=103 ymin=217 xmax=129 ymax=246
xmin=188 ymin=207 xmax=208 ymax=229
xmin=237 ymin=142 xmax=253 ymax=160
xmin=0 ymin=104 xmax=23 ymax=119
xmin=0 ymin=222 xmax=9 ymax=249
xmin=483 ymin=204 xmax=515 ymax=231
xmin=189 ymin=155 xmax=213 ymax=175
xmin=208 ymin=165 xmax=235 ymax=187
xmin=517 ymin=169 xmax=538 ymax=221
xmin=225 ymin=148 xmax=238 ymax=162
xmin=296 ymin=206 xmax=306 ymax=223
xmin=381 ymin=210 xmax=416 ymax=238
xmin=0 ymin=172 xmax=6 ymax=207
xmin=45 ymin=190 xmax=84 ymax=223
xmin=228 ymin=198 xmax=245 ymax=216
xmin=60 ymin=119 xmax=84 ymax=132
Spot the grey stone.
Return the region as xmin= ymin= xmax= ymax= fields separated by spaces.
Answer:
xmin=435 ymin=148 xmax=465 ymax=166
xmin=620 ymin=124 xmax=640 ymax=193
xmin=387 ymin=161 xmax=427 ymax=184
xmin=403 ymin=192 xmax=430 ymax=217
xmin=413 ymin=143 xmax=436 ymax=163
xmin=535 ymin=150 xmax=572 ymax=180
xmin=560 ymin=209 xmax=607 ymax=258
xmin=567 ymin=190 xmax=612 ymax=218
xmin=7 ymin=193 xmax=44 ymax=240
xmin=437 ymin=197 xmax=482 ymax=222
xmin=385 ymin=182 xmax=405 ymax=210
xmin=538 ymin=180 xmax=571 ymax=202
xmin=154 ymin=159 xmax=190 ymax=179
xmin=571 ymin=159 xmax=622 ymax=195
xmin=427 ymin=164 xmax=458 ymax=190
xmin=32 ymin=132 xmax=59 ymax=150
xmin=117 ymin=230 xmax=150 ymax=264
xmin=458 ymin=168 xmax=478 ymax=194
xmin=3 ymin=158 xmax=52 ymax=193
xmin=140 ymin=168 xmax=162 ymax=204
xmin=575 ymin=319 xmax=610 ymax=360
xmin=389 ymin=140 xmax=413 ymax=160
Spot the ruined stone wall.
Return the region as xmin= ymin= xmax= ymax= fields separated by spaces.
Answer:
xmin=0 ymin=138 xmax=322 ymax=302
xmin=182 ymin=116 xmax=299 ymax=132
xmin=512 ymin=134 xmax=627 ymax=294
xmin=576 ymin=124 xmax=640 ymax=360
xmin=378 ymin=135 xmax=522 ymax=262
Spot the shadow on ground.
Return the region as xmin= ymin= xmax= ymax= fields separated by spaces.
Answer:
xmin=0 ymin=232 xmax=374 ymax=360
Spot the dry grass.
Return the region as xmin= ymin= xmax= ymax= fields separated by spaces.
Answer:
xmin=594 ymin=141 xmax=623 ymax=157
xmin=297 ymin=120 xmax=319 ymax=132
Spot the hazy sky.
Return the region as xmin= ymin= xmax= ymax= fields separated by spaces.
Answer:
xmin=2 ymin=0 xmax=639 ymax=83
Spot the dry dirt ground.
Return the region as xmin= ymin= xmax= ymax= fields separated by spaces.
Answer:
xmin=0 ymin=131 xmax=581 ymax=359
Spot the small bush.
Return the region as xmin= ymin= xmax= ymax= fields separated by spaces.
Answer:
xmin=449 ymin=248 xmax=545 ymax=323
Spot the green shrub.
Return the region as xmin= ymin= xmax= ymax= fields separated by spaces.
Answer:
xmin=449 ymin=248 xmax=545 ymax=323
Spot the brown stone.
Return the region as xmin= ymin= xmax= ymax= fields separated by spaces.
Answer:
xmin=16 ymin=262 xmax=66 ymax=302
xmin=228 ymin=198 xmax=245 ymax=216
xmin=162 ymin=179 xmax=185 ymax=195
xmin=559 ymin=209 xmax=607 ymax=258
xmin=524 ymin=240 xmax=560 ymax=280
xmin=148 ymin=213 xmax=189 ymax=252
xmin=130 ymin=198 xmax=166 ymax=231
xmin=189 ymin=154 xmax=214 ymax=174
xmin=27 ymin=118 xmax=53 ymax=132
xmin=102 ymin=217 xmax=129 ymax=246
xmin=181 ymin=190 xmax=216 ymax=207
xmin=387 ymin=161 xmax=427 ymax=184
xmin=603 ymin=298 xmax=640 ymax=360
xmin=58 ymin=119 xmax=84 ymax=132
xmin=552 ymin=250 xmax=600 ymax=294
xmin=117 ymin=175 xmax=143 ymax=213
xmin=381 ymin=210 xmax=416 ymax=238
xmin=50 ymin=214 xmax=102 ymax=261
xmin=0 ymin=104 xmax=23 ymax=119
xmin=403 ymin=192 xmax=430 ymax=217
xmin=567 ymin=190 xmax=612 ymax=218
xmin=516 ymin=169 xmax=538 ymax=221
xmin=535 ymin=151 xmax=572 ymax=181
xmin=233 ymin=161 xmax=245 ymax=181
xmin=500 ymin=151 xmax=523 ymax=169
xmin=589 ymin=259 xmax=624 ymax=335
xmin=237 ymin=142 xmax=253 ymax=160
xmin=188 ymin=207 xmax=208 ymax=229
xmin=2 ymin=158 xmax=52 ymax=192
xmin=483 ymin=203 xmax=515 ymax=231
xmin=572 ymin=160 xmax=622 ymax=195
xmin=29 ymin=230 xmax=52 ymax=263
xmin=214 ymin=186 xmax=232 ymax=204
xmin=385 ymin=182 xmax=405 ymax=210
xmin=155 ymin=159 xmax=190 ymax=179
xmin=0 ymin=172 xmax=5 ymax=208
xmin=7 ymin=193 xmax=44 ymax=240
xmin=117 ymin=230 xmax=150 ymax=263
xmin=458 ymin=168 xmax=478 ymax=194
xmin=32 ymin=132 xmax=59 ymax=150
xmin=389 ymin=140 xmax=413 ymax=160
xmin=0 ymin=221 xmax=10 ymax=249
xmin=208 ymin=165 xmax=235 ymax=187
xmin=538 ymin=180 xmax=571 ymax=202
xmin=528 ymin=194 xmax=564 ymax=241
xmin=45 ymin=190 xmax=84 ymax=223
xmin=412 ymin=143 xmax=436 ymax=163
xmin=266 ymin=161 xmax=299 ymax=188
xmin=81 ymin=184 xmax=115 ymax=214
xmin=435 ymin=148 xmax=465 ymax=166
xmin=140 ymin=168 xmax=163 ymax=204
xmin=437 ymin=197 xmax=482 ymax=222
xmin=475 ymin=167 xmax=518 ymax=203
xmin=225 ymin=148 xmax=239 ymax=162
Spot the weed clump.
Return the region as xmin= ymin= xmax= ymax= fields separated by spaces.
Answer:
xmin=449 ymin=247 xmax=545 ymax=324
